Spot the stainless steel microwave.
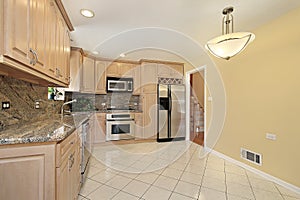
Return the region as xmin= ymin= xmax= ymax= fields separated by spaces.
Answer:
xmin=106 ymin=77 xmax=133 ymax=92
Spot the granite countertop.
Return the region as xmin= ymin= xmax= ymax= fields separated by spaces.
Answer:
xmin=0 ymin=113 xmax=91 ymax=146
xmin=95 ymin=109 xmax=143 ymax=113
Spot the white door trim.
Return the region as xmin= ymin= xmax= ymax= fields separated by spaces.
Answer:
xmin=185 ymin=65 xmax=207 ymax=148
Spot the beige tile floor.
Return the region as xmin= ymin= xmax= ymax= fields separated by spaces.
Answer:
xmin=78 ymin=141 xmax=300 ymax=200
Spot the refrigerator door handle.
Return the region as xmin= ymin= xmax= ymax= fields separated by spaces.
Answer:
xmin=169 ymin=96 xmax=172 ymax=111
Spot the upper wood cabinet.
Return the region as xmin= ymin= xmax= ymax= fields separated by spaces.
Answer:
xmin=66 ymin=48 xmax=82 ymax=92
xmin=132 ymin=65 xmax=141 ymax=95
xmin=4 ymin=0 xmax=39 ymax=68
xmin=1 ymin=0 xmax=72 ymax=86
xmin=157 ymin=63 xmax=183 ymax=79
xmin=95 ymin=60 xmax=107 ymax=94
xmin=140 ymin=62 xmax=157 ymax=93
xmin=81 ymin=56 xmax=95 ymax=93
xmin=106 ymin=62 xmax=135 ymax=78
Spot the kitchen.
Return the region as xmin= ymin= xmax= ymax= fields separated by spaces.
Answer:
xmin=1 ymin=0 xmax=300 ymax=200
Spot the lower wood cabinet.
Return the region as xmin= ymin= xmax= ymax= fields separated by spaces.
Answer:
xmin=0 ymin=130 xmax=81 ymax=200
xmin=142 ymin=93 xmax=157 ymax=139
xmin=93 ymin=113 xmax=106 ymax=143
xmin=56 ymin=129 xmax=81 ymax=200
xmin=134 ymin=113 xmax=144 ymax=139
xmin=0 ymin=144 xmax=56 ymax=200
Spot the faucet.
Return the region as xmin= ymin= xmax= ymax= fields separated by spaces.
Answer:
xmin=61 ymin=99 xmax=77 ymax=122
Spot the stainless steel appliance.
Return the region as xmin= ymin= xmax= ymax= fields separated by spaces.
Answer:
xmin=107 ymin=77 xmax=133 ymax=92
xmin=157 ymin=84 xmax=186 ymax=142
xmin=106 ymin=113 xmax=135 ymax=140
xmin=79 ymin=119 xmax=92 ymax=183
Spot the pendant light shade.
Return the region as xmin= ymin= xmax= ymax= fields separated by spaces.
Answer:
xmin=205 ymin=7 xmax=255 ymax=60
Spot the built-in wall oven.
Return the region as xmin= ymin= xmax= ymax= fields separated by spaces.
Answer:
xmin=106 ymin=113 xmax=135 ymax=141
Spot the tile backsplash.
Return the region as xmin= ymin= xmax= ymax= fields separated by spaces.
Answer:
xmin=0 ymin=76 xmax=63 ymax=131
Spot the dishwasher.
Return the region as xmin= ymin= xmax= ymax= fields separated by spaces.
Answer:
xmin=79 ymin=119 xmax=92 ymax=184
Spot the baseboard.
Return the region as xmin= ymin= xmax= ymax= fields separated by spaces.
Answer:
xmin=206 ymin=148 xmax=300 ymax=194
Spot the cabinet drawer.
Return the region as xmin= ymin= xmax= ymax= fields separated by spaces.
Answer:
xmin=56 ymin=130 xmax=78 ymax=167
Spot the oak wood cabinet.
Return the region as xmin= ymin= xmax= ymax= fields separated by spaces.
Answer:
xmin=134 ymin=113 xmax=144 ymax=139
xmin=157 ymin=63 xmax=183 ymax=79
xmin=81 ymin=56 xmax=95 ymax=93
xmin=142 ymin=93 xmax=157 ymax=139
xmin=66 ymin=48 xmax=82 ymax=92
xmin=140 ymin=62 xmax=157 ymax=93
xmin=106 ymin=62 xmax=135 ymax=78
xmin=0 ymin=144 xmax=56 ymax=200
xmin=93 ymin=113 xmax=106 ymax=143
xmin=56 ymin=130 xmax=81 ymax=200
xmin=0 ymin=130 xmax=81 ymax=200
xmin=95 ymin=60 xmax=107 ymax=94
xmin=0 ymin=0 xmax=71 ymax=86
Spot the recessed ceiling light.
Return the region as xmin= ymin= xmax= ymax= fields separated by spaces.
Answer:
xmin=80 ymin=9 xmax=95 ymax=18
xmin=92 ymin=51 xmax=99 ymax=55
xmin=120 ymin=53 xmax=125 ymax=58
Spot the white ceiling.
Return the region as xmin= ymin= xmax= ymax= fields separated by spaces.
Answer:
xmin=62 ymin=0 xmax=300 ymax=62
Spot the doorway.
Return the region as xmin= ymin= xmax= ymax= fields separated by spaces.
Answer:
xmin=185 ymin=66 xmax=206 ymax=146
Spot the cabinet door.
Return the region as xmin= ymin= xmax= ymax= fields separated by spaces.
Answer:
xmin=30 ymin=0 xmax=47 ymax=71
xmin=170 ymin=64 xmax=184 ymax=79
xmin=63 ymin=29 xmax=71 ymax=84
xmin=119 ymin=63 xmax=134 ymax=77
xmin=157 ymin=63 xmax=170 ymax=77
xmin=0 ymin=144 xmax=56 ymax=200
xmin=4 ymin=0 xmax=31 ymax=66
xmin=56 ymin=153 xmax=71 ymax=200
xmin=45 ymin=0 xmax=57 ymax=76
xmin=69 ymin=139 xmax=81 ymax=200
xmin=81 ymin=56 xmax=95 ymax=93
xmin=142 ymin=94 xmax=157 ymax=139
xmin=55 ymin=15 xmax=65 ymax=81
xmin=95 ymin=60 xmax=107 ymax=94
xmin=66 ymin=50 xmax=82 ymax=91
xmin=56 ymin=132 xmax=80 ymax=200
xmin=141 ymin=63 xmax=157 ymax=93
xmin=106 ymin=62 xmax=119 ymax=77
xmin=134 ymin=113 xmax=143 ymax=139
xmin=132 ymin=65 xmax=141 ymax=95
xmin=94 ymin=113 xmax=106 ymax=143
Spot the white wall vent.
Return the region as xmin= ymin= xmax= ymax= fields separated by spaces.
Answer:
xmin=241 ymin=148 xmax=262 ymax=166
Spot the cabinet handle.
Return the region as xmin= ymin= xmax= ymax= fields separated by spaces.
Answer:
xmin=29 ymin=48 xmax=37 ymax=66
xmin=68 ymin=152 xmax=75 ymax=171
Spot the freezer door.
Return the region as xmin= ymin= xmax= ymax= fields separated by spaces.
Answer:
xmin=158 ymin=110 xmax=168 ymax=139
xmin=170 ymin=85 xmax=185 ymax=139
xmin=158 ymin=84 xmax=168 ymax=98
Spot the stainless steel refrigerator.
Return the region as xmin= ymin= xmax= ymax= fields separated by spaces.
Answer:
xmin=157 ymin=84 xmax=186 ymax=142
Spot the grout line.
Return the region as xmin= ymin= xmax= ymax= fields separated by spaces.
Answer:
xmin=245 ymin=168 xmax=257 ymax=200
xmin=224 ymin=159 xmax=228 ymax=200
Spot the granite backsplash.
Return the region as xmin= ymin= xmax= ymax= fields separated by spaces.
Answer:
xmin=65 ymin=92 xmax=141 ymax=112
xmin=0 ymin=76 xmax=63 ymax=131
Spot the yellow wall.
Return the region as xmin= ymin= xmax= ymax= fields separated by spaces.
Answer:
xmin=213 ymin=7 xmax=300 ymax=187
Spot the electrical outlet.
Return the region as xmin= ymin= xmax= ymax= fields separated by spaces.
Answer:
xmin=266 ymin=133 xmax=276 ymax=140
xmin=2 ymin=101 xmax=10 ymax=110
xmin=35 ymin=101 xmax=40 ymax=109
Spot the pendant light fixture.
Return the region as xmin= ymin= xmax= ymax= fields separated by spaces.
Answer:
xmin=205 ymin=7 xmax=255 ymax=60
